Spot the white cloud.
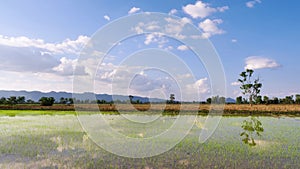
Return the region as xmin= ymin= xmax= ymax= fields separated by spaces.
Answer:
xmin=144 ymin=32 xmax=164 ymax=45
xmin=231 ymin=39 xmax=237 ymax=43
xmin=168 ymin=9 xmax=177 ymax=15
xmin=95 ymin=63 xmax=140 ymax=84
xmin=52 ymin=57 xmax=76 ymax=75
xmin=177 ymin=73 xmax=192 ymax=79
xmin=177 ymin=45 xmax=189 ymax=51
xmin=133 ymin=25 xmax=144 ymax=34
xmin=194 ymin=78 xmax=210 ymax=94
xmin=128 ymin=7 xmax=140 ymax=14
xmin=165 ymin=17 xmax=192 ymax=28
xmin=91 ymin=59 xmax=210 ymax=101
xmin=245 ymin=56 xmax=280 ymax=70
xmin=44 ymin=35 xmax=90 ymax=55
xmin=183 ymin=1 xmax=228 ymax=19
xmin=185 ymin=77 xmax=210 ymax=100
xmin=132 ymin=22 xmax=160 ymax=34
xmin=92 ymin=64 xmax=181 ymax=97
xmin=217 ymin=6 xmax=229 ymax=12
xmin=231 ymin=81 xmax=240 ymax=86
xmin=129 ymin=74 xmax=174 ymax=93
xmin=0 ymin=34 xmax=90 ymax=55
xmin=0 ymin=70 xmax=74 ymax=93
xmin=0 ymin=34 xmax=92 ymax=76
xmin=165 ymin=46 xmax=173 ymax=51
xmin=144 ymin=21 xmax=160 ymax=31
xmin=0 ymin=45 xmax=59 ymax=72
xmin=144 ymin=33 xmax=156 ymax=45
xmin=52 ymin=57 xmax=86 ymax=76
xmin=77 ymin=58 xmax=211 ymax=101
xmin=104 ymin=15 xmax=110 ymax=21
xmin=132 ymin=17 xmax=192 ymax=40
xmin=246 ymin=0 xmax=262 ymax=8
xmin=198 ymin=19 xmax=225 ymax=38
xmin=164 ymin=17 xmax=192 ymax=39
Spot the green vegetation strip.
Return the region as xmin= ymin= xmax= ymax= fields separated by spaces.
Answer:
xmin=0 ymin=110 xmax=76 ymax=116
xmin=1 ymin=109 xmax=300 ymax=117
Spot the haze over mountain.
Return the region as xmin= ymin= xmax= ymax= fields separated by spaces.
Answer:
xmin=0 ymin=90 xmax=165 ymax=103
xmin=0 ymin=90 xmax=235 ymax=103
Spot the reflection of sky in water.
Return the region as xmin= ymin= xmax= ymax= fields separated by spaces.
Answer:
xmin=108 ymin=114 xmax=178 ymax=138
xmin=0 ymin=115 xmax=299 ymax=164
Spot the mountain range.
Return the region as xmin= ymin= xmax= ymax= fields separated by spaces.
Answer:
xmin=0 ymin=90 xmax=235 ymax=103
xmin=0 ymin=90 xmax=164 ymax=103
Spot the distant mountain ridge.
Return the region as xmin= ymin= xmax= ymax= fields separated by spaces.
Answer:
xmin=0 ymin=90 xmax=165 ymax=103
xmin=0 ymin=90 xmax=235 ymax=103
xmin=226 ymin=97 xmax=236 ymax=103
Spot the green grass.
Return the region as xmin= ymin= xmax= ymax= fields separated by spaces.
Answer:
xmin=0 ymin=112 xmax=299 ymax=168
xmin=0 ymin=110 xmax=76 ymax=116
xmin=0 ymin=110 xmax=123 ymax=116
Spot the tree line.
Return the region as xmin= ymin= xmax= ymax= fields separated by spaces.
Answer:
xmin=235 ymin=95 xmax=300 ymax=104
xmin=0 ymin=96 xmax=74 ymax=106
xmin=1 ymin=94 xmax=300 ymax=106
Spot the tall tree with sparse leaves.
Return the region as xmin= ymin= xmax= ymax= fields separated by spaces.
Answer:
xmin=238 ymin=69 xmax=262 ymax=106
xmin=129 ymin=95 xmax=134 ymax=103
xmin=169 ymin=94 xmax=175 ymax=103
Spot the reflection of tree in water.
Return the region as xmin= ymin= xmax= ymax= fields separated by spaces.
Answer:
xmin=240 ymin=117 xmax=264 ymax=146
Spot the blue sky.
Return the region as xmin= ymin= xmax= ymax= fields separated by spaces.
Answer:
xmin=0 ymin=0 xmax=299 ymax=100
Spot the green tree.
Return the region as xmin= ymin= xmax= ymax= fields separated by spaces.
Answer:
xmin=255 ymin=96 xmax=262 ymax=104
xmin=238 ymin=69 xmax=262 ymax=106
xmin=206 ymin=98 xmax=212 ymax=104
xmin=97 ymin=99 xmax=107 ymax=104
xmin=129 ymin=95 xmax=134 ymax=103
xmin=0 ymin=97 xmax=7 ymax=104
xmin=7 ymin=96 xmax=17 ymax=105
xmin=26 ymin=99 xmax=35 ymax=104
xmin=281 ymin=95 xmax=294 ymax=104
xmin=59 ymin=97 xmax=67 ymax=104
xmin=39 ymin=97 xmax=55 ymax=106
xmin=236 ymin=96 xmax=242 ymax=104
xmin=263 ymin=96 xmax=269 ymax=104
xmin=136 ymin=99 xmax=140 ymax=104
xmin=68 ymin=98 xmax=74 ymax=104
xmin=169 ymin=94 xmax=175 ymax=103
xmin=295 ymin=94 xmax=300 ymax=104
xmin=243 ymin=98 xmax=249 ymax=104
xmin=17 ymin=96 xmax=25 ymax=104
xmin=272 ymin=97 xmax=279 ymax=104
